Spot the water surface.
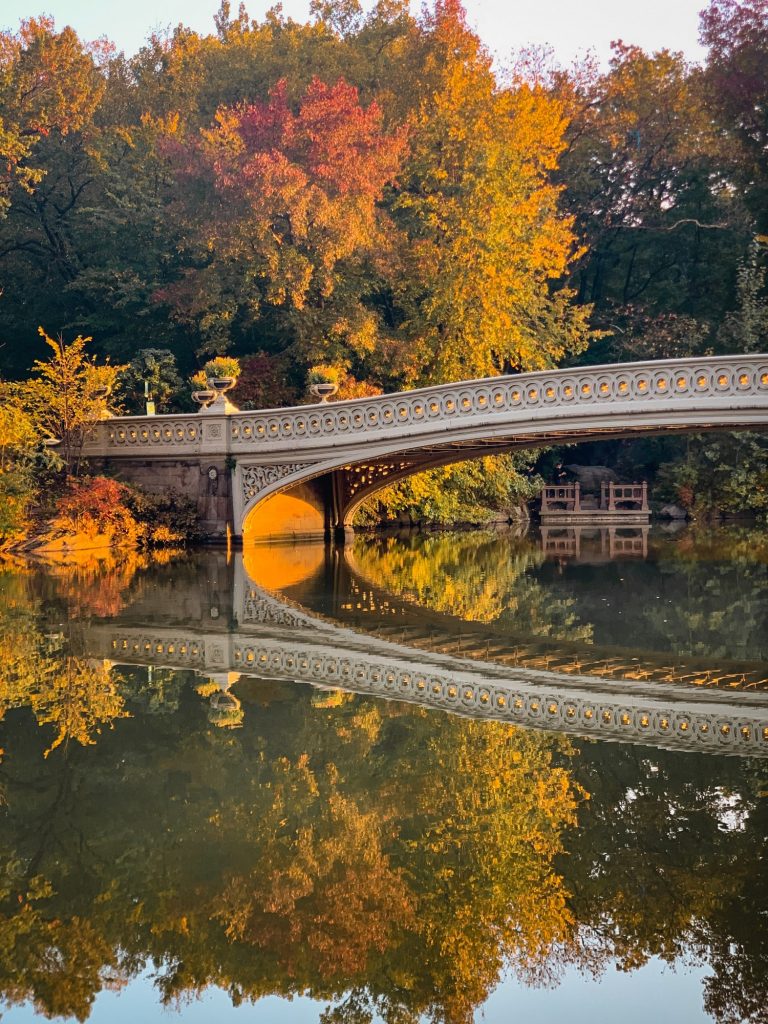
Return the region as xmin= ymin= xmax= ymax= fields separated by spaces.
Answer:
xmin=1 ymin=525 xmax=767 ymax=1023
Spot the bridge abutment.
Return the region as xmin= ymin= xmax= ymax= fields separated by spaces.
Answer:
xmin=98 ymin=457 xmax=234 ymax=540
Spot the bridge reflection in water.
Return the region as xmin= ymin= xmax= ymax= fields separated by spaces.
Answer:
xmin=82 ymin=542 xmax=768 ymax=758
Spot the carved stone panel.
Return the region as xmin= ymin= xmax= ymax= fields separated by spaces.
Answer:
xmin=240 ymin=463 xmax=317 ymax=506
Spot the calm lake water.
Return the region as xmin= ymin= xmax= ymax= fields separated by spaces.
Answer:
xmin=1 ymin=524 xmax=767 ymax=1024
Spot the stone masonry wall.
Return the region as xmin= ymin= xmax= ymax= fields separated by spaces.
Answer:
xmin=99 ymin=458 xmax=233 ymax=540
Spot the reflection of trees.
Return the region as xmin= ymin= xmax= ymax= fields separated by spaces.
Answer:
xmin=563 ymin=743 xmax=768 ymax=1022
xmin=1 ymin=529 xmax=768 ymax=1022
xmin=0 ymin=674 xmax=579 ymax=1023
xmin=650 ymin=529 xmax=768 ymax=662
xmin=3 ymin=665 xmax=767 ymax=1024
xmin=349 ymin=533 xmax=593 ymax=641
xmin=509 ymin=526 xmax=768 ymax=662
xmin=0 ymin=570 xmax=128 ymax=756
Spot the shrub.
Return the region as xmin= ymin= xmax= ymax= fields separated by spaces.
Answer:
xmin=119 ymin=349 xmax=186 ymax=414
xmin=232 ymin=352 xmax=300 ymax=410
xmin=54 ymin=476 xmax=203 ymax=547
xmin=123 ymin=486 xmax=204 ymax=545
xmin=55 ymin=477 xmax=137 ymax=541
xmin=203 ymin=356 xmax=241 ymax=381
xmin=0 ymin=469 xmax=37 ymax=542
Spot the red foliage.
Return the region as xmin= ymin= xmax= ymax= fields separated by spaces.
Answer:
xmin=55 ymin=476 xmax=134 ymax=534
xmin=207 ymin=77 xmax=406 ymax=201
xmin=231 ymin=352 xmax=300 ymax=410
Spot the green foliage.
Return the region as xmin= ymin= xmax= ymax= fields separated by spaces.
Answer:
xmin=656 ymin=433 xmax=768 ymax=521
xmin=122 ymin=485 xmax=205 ymax=545
xmin=547 ymin=40 xmax=749 ymax=330
xmin=356 ymin=453 xmax=542 ymax=527
xmin=716 ymin=239 xmax=768 ymax=352
xmin=118 ymin=348 xmax=186 ymax=414
xmin=0 ymin=380 xmax=61 ymax=542
xmin=0 ymin=468 xmax=36 ymax=540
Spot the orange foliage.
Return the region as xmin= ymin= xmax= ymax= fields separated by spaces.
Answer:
xmin=55 ymin=476 xmax=136 ymax=540
xmin=159 ymin=76 xmax=407 ymax=353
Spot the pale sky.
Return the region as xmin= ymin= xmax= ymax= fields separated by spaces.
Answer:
xmin=2 ymin=0 xmax=708 ymax=65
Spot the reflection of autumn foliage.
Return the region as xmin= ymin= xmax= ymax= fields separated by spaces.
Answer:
xmin=0 ymin=661 xmax=581 ymax=1023
xmin=31 ymin=658 xmax=128 ymax=756
xmin=30 ymin=539 xmax=185 ymax=620
xmin=216 ymin=759 xmax=414 ymax=976
xmin=349 ymin=532 xmax=593 ymax=640
xmin=389 ymin=719 xmax=581 ymax=1020
xmin=51 ymin=554 xmax=144 ymax=618
xmin=0 ymin=571 xmax=128 ymax=753
xmin=350 ymin=532 xmax=541 ymax=622
xmin=0 ymin=889 xmax=120 ymax=1024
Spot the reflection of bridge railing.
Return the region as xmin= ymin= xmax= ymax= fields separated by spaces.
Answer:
xmin=85 ymin=581 xmax=768 ymax=757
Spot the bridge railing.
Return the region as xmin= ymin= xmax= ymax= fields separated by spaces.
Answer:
xmin=82 ymin=354 xmax=768 ymax=458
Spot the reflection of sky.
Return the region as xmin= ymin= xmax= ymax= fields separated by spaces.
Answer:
xmin=4 ymin=959 xmax=713 ymax=1022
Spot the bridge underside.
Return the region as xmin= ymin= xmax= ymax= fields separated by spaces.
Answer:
xmin=242 ymin=420 xmax=766 ymax=542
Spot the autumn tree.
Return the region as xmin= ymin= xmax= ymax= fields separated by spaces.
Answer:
xmin=381 ymin=1 xmax=591 ymax=384
xmin=17 ymin=329 xmax=123 ymax=471
xmin=546 ymin=41 xmax=749 ymax=342
xmin=701 ymin=0 xmax=768 ymax=232
xmin=0 ymin=17 xmax=104 ymax=217
xmin=158 ymin=75 xmax=406 ymax=364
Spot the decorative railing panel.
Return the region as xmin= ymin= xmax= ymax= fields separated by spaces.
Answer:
xmin=228 ymin=356 xmax=768 ymax=450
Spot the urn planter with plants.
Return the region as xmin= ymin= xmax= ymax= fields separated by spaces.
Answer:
xmin=307 ymin=365 xmax=342 ymax=403
xmin=190 ymin=371 xmax=216 ymax=409
xmin=204 ymin=356 xmax=241 ymax=391
xmin=194 ymin=358 xmax=241 ymax=413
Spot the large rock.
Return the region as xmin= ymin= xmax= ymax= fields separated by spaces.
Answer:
xmin=563 ymin=464 xmax=619 ymax=490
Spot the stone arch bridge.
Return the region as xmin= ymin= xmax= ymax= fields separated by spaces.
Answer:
xmin=83 ymin=354 xmax=768 ymax=541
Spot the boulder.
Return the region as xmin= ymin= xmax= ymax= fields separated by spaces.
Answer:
xmin=563 ymin=464 xmax=619 ymax=490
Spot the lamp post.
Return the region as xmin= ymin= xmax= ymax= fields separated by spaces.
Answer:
xmin=144 ymin=379 xmax=156 ymax=416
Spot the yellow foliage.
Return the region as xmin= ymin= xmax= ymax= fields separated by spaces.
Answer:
xmin=390 ymin=4 xmax=594 ymax=384
xmin=17 ymin=329 xmax=125 ymax=471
